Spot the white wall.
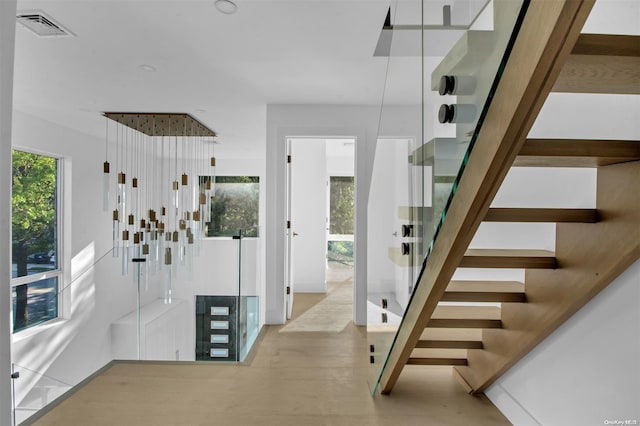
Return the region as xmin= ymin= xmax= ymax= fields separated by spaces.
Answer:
xmin=266 ymin=104 xmax=422 ymax=325
xmin=291 ymin=139 xmax=328 ymax=293
xmin=0 ymin=1 xmax=17 ymax=422
xmin=266 ymin=105 xmax=379 ymax=325
xmin=10 ymin=110 xmax=145 ymax=404
xmin=486 ymin=259 xmax=640 ymax=425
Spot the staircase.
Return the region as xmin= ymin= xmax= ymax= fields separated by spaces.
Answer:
xmin=376 ymin=0 xmax=639 ymax=396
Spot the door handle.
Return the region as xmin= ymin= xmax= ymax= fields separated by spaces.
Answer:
xmin=293 ymin=232 xmax=299 ymax=237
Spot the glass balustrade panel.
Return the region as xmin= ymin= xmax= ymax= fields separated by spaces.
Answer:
xmin=368 ymin=0 xmax=527 ymax=394
xmin=11 ymin=363 xmax=73 ymax=425
xmin=367 ymin=0 xmax=424 ymax=391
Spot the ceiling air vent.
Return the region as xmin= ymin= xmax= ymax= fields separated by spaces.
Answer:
xmin=16 ymin=10 xmax=75 ymax=37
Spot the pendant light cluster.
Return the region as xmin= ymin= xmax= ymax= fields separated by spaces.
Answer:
xmin=102 ymin=113 xmax=217 ymax=303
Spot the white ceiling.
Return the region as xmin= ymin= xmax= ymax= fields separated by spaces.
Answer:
xmin=13 ymin=0 xmax=398 ymax=157
xmin=13 ymin=1 xmax=636 ymax=158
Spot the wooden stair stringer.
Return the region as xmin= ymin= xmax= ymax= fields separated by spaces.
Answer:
xmin=454 ymin=160 xmax=640 ymax=393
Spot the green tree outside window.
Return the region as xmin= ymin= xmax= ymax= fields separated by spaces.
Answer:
xmin=12 ymin=150 xmax=59 ymax=331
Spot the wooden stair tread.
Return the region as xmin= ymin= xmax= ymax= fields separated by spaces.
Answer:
xmin=418 ymin=326 xmax=483 ymax=349
xmin=460 ymin=249 xmax=557 ymax=269
xmin=570 ymin=34 xmax=640 ymax=57
xmin=514 ymin=139 xmax=640 ymax=167
xmin=399 ymin=206 xmax=600 ymax=222
xmin=416 ymin=340 xmax=483 ymax=349
xmin=387 ymin=247 xmax=413 ymax=267
xmin=427 ymin=306 xmax=502 ymax=328
xmin=432 ymin=305 xmax=501 ymax=320
xmin=420 ymin=328 xmax=482 ymax=341
xmin=443 ymin=280 xmax=526 ymax=303
xmin=411 ymin=348 xmax=467 ymax=357
xmin=554 ymin=34 xmax=640 ymax=94
xmin=483 ymin=208 xmax=598 ymax=223
xmin=407 ymin=358 xmax=468 ymax=366
xmin=446 ymin=280 xmax=523 ymax=292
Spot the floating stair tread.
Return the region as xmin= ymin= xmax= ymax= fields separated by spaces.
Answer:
xmin=387 ymin=247 xmax=413 ymax=267
xmin=427 ymin=306 xmax=504 ymax=331
xmin=397 ymin=205 xmax=432 ymax=221
xmin=419 ymin=329 xmax=483 ymax=350
xmin=400 ymin=206 xmax=600 ymax=223
xmin=430 ymin=31 xmax=496 ymax=90
xmin=420 ymin=328 xmax=482 ymax=341
xmin=483 ymin=208 xmax=598 ymax=223
xmin=410 ymin=138 xmax=460 ymax=167
xmin=460 ymin=249 xmax=557 ymax=269
xmin=407 ymin=357 xmax=468 ymax=366
xmin=554 ymin=34 xmax=640 ymax=94
xmin=571 ymin=34 xmax=640 ymax=57
xmin=411 ymin=348 xmax=468 ymax=358
xmin=432 ymin=305 xmax=501 ymax=320
xmin=443 ymin=280 xmax=526 ymax=303
xmin=416 ymin=339 xmax=483 ymax=349
xmin=514 ymin=139 xmax=640 ymax=167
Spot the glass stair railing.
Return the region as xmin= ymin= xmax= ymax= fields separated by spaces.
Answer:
xmin=367 ymin=0 xmax=529 ymax=394
xmin=11 ymin=363 xmax=73 ymax=425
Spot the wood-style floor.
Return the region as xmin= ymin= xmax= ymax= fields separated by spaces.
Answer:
xmin=33 ymin=290 xmax=510 ymax=426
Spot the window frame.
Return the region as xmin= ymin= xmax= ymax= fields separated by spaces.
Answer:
xmin=10 ymin=149 xmax=64 ymax=334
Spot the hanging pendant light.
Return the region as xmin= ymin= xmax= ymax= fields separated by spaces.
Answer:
xmin=103 ymin=113 xmax=217 ymax=303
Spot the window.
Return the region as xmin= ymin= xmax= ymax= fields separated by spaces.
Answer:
xmin=329 ymin=176 xmax=354 ymax=235
xmin=327 ymin=176 xmax=354 ymax=267
xmin=202 ymin=176 xmax=259 ymax=238
xmin=11 ymin=149 xmax=61 ymax=333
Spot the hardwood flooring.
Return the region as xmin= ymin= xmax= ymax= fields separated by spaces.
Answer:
xmin=33 ymin=291 xmax=509 ymax=426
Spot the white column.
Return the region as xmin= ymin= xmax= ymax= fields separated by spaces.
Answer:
xmin=0 ymin=0 xmax=17 ymax=423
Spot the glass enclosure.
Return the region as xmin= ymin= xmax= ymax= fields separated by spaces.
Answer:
xmin=368 ymin=0 xmax=528 ymax=393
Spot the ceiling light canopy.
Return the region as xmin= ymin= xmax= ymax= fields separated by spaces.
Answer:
xmin=215 ymin=0 xmax=238 ymax=15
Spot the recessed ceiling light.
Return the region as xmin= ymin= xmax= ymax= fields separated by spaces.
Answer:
xmin=215 ymin=0 xmax=238 ymax=15
xmin=195 ymin=109 xmax=206 ymax=114
xmin=139 ymin=64 xmax=156 ymax=72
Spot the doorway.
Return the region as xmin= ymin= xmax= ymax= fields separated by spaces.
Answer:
xmin=284 ymin=137 xmax=355 ymax=326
